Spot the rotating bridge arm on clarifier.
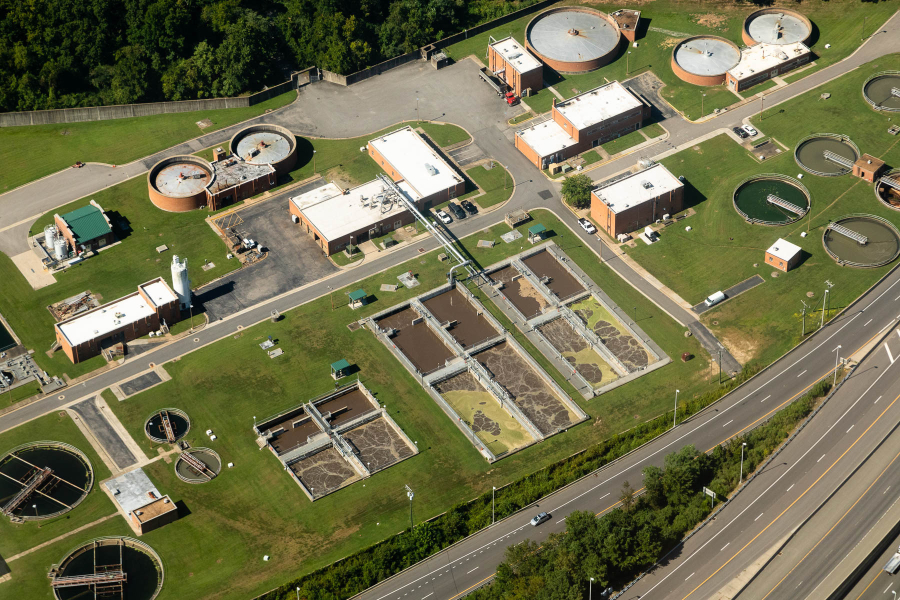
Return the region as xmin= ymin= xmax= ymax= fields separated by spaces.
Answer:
xmin=892 ymin=87 xmax=900 ymax=98
xmin=49 ymin=571 xmax=127 ymax=588
xmin=823 ymin=150 xmax=854 ymax=169
xmin=1 ymin=467 xmax=52 ymax=516
xmin=766 ymin=194 xmax=807 ymax=216
xmin=828 ymin=222 xmax=869 ymax=245
xmin=181 ymin=452 xmax=215 ymax=480
xmin=160 ymin=410 xmax=177 ymax=443
xmin=883 ymin=176 xmax=900 ymax=192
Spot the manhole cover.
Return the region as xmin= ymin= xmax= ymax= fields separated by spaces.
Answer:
xmin=193 ymin=338 xmax=200 ymax=342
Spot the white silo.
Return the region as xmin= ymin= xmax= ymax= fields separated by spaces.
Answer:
xmin=44 ymin=225 xmax=57 ymax=250
xmin=53 ymin=238 xmax=68 ymax=261
xmin=171 ymin=255 xmax=191 ymax=310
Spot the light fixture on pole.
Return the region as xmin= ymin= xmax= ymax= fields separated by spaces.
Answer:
xmin=590 ymin=577 xmax=594 ymax=600
xmin=673 ymin=389 xmax=680 ymax=428
xmin=833 ymin=344 xmax=842 ymax=386
xmin=296 ymin=587 xmax=300 ymax=600
xmin=821 ymin=288 xmax=829 ymax=329
xmin=313 ymin=149 xmax=317 ymax=173
xmin=740 ymin=442 xmax=747 ymax=482
xmin=701 ymin=93 xmax=706 ymax=117
xmin=492 ymin=486 xmax=496 ymax=525
xmin=626 ymin=51 xmax=631 ymax=75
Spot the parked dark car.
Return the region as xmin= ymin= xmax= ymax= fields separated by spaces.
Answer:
xmin=448 ymin=202 xmax=466 ymax=220
xmin=732 ymin=126 xmax=748 ymax=139
xmin=461 ymin=200 xmax=478 ymax=215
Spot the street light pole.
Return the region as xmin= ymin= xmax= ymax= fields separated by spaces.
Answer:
xmin=821 ymin=288 xmax=829 ymax=329
xmin=833 ymin=344 xmax=842 ymax=386
xmin=673 ymin=389 xmax=680 ymax=428
xmin=492 ymin=486 xmax=496 ymax=524
xmin=313 ymin=149 xmax=317 ymax=173
xmin=740 ymin=442 xmax=747 ymax=482
xmin=590 ymin=577 xmax=594 ymax=600
xmin=296 ymin=587 xmax=300 ymax=600
xmin=701 ymin=93 xmax=705 ymax=118
xmin=626 ymin=51 xmax=631 ymax=75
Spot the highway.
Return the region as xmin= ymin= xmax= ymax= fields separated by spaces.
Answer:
xmin=845 ymin=533 xmax=900 ymax=600
xmin=349 ymin=260 xmax=900 ymax=600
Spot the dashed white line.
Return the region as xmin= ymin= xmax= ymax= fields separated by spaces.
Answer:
xmin=761 ymin=395 xmax=771 ymax=403
xmin=865 ymin=318 xmax=873 ymax=327
xmin=556 ymin=518 xmax=565 ymax=524
xmin=685 ymin=572 xmax=695 ymax=581
xmin=847 ymin=425 xmax=854 ymax=433
xmin=886 ymin=343 xmax=896 ymax=364
xmin=818 ymin=454 xmax=826 ymax=463
xmin=467 ymin=567 xmax=479 ymax=575
xmin=876 ymin=395 xmax=883 ymax=404
xmin=787 ymin=484 xmax=794 ymax=492
xmin=422 ymin=594 xmax=433 ymax=600
xmin=723 ymin=420 xmax=734 ymax=428
xmin=885 ymin=582 xmax=893 ymax=594
xmin=797 ymin=370 xmax=807 ymax=378
xmin=885 ymin=486 xmax=892 ymax=495
xmin=755 ymin=513 xmax=764 ymax=521
xmin=721 ymin=543 xmax=730 ymax=551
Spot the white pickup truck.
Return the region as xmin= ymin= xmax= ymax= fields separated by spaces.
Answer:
xmin=883 ymin=545 xmax=900 ymax=574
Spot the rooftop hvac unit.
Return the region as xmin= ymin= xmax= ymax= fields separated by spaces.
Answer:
xmin=425 ymin=163 xmax=438 ymax=176
xmin=641 ymin=180 xmax=654 ymax=189
xmin=509 ymin=53 xmax=522 ymax=60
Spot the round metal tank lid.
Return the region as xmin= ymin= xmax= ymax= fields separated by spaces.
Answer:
xmin=674 ymin=38 xmax=740 ymax=76
xmin=527 ymin=10 xmax=619 ymax=62
xmin=236 ymin=131 xmax=291 ymax=165
xmin=747 ymin=12 xmax=810 ymax=45
xmin=154 ymin=163 xmax=210 ymax=197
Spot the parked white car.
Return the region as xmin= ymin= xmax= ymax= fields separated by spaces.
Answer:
xmin=436 ymin=210 xmax=452 ymax=225
xmin=742 ymin=124 xmax=758 ymax=137
xmin=578 ymin=218 xmax=597 ymax=234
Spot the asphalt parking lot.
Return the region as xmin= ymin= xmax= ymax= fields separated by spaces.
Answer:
xmin=195 ymin=183 xmax=337 ymax=321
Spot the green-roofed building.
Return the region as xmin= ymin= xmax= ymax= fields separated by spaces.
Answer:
xmin=54 ymin=200 xmax=115 ymax=254
xmin=528 ymin=223 xmax=547 ymax=243
xmin=331 ymin=359 xmax=351 ymax=380
xmin=348 ymin=288 xmax=368 ymax=309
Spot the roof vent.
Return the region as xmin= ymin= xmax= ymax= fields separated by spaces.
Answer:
xmin=425 ymin=163 xmax=438 ymax=176
xmin=641 ymin=180 xmax=654 ymax=189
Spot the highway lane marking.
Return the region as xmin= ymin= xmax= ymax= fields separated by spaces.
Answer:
xmin=885 ymin=486 xmax=892 ymax=494
xmin=797 ymin=370 xmax=808 ymax=377
xmin=818 ymin=454 xmax=826 ymax=463
xmin=886 ymin=343 xmax=895 ymax=364
xmin=755 ymin=513 xmax=763 ymax=521
xmin=723 ymin=420 xmax=733 ymax=428
xmin=852 ymin=569 xmax=885 ymax=600
xmin=876 ymin=395 xmax=883 ymax=404
xmin=847 ymin=425 xmax=854 ymax=433
xmin=637 ymin=359 xmax=898 ymax=600
xmin=866 ymin=319 xmax=874 ymax=327
xmin=467 ymin=567 xmax=478 ymax=574
xmin=885 ymin=583 xmax=892 ymax=594
xmin=371 ymin=319 xmax=891 ymax=600
xmin=759 ymin=445 xmax=900 ymax=599
xmin=720 ymin=543 xmax=729 ymax=551
xmin=685 ymin=572 xmax=694 ymax=581
xmin=787 ymin=484 xmax=794 ymax=492
xmin=556 ymin=518 xmax=565 ymax=524
xmin=761 ymin=395 xmax=771 ymax=403
xmin=680 ymin=389 xmax=900 ymax=600
xmin=422 ymin=594 xmax=433 ymax=599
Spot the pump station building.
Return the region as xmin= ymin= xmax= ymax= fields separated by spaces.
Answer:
xmin=515 ymin=81 xmax=651 ymax=169
xmin=590 ymin=163 xmax=684 ymax=238
xmin=488 ymin=36 xmax=543 ymax=97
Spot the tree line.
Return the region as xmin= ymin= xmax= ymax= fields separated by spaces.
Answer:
xmin=0 ymin=0 xmax=542 ymax=112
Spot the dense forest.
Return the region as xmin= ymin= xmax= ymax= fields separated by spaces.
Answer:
xmin=0 ymin=0 xmax=541 ymax=112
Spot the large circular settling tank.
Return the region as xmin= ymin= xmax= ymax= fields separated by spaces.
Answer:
xmin=525 ymin=7 xmax=621 ymax=73
xmin=863 ymin=72 xmax=900 ymax=112
xmin=794 ymin=134 xmax=859 ymax=176
xmin=743 ymin=9 xmax=812 ymax=46
xmin=144 ymin=409 xmax=190 ymax=444
xmin=0 ymin=441 xmax=93 ymax=521
xmin=49 ymin=537 xmax=164 ymax=600
xmin=175 ymin=447 xmax=221 ymax=484
xmin=147 ymin=155 xmax=214 ymax=212
xmin=671 ymin=36 xmax=741 ymax=86
xmin=823 ymin=215 xmax=900 ymax=268
xmin=877 ymin=170 xmax=900 ymax=210
xmin=228 ymin=124 xmax=297 ymax=174
xmin=734 ymin=174 xmax=810 ymax=225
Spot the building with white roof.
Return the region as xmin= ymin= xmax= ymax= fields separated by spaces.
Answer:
xmin=290 ymin=178 xmax=421 ymax=255
xmin=590 ymin=163 xmax=684 ymax=237
xmin=726 ymin=42 xmax=810 ymax=92
xmin=55 ymin=277 xmax=180 ymax=363
xmin=515 ymin=81 xmax=651 ymax=169
xmin=367 ymin=126 xmax=465 ymax=204
xmin=765 ymin=238 xmax=802 ymax=272
xmin=488 ymin=36 xmax=543 ymax=97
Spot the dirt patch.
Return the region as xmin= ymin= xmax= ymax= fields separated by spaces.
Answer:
xmin=571 ymin=299 xmax=650 ymax=370
xmin=537 ymin=318 xmax=616 ymax=386
xmin=475 ymin=342 xmax=576 ymax=436
xmin=343 ymin=418 xmax=414 ymax=473
xmin=290 ymin=447 xmax=359 ymax=498
xmin=693 ymin=13 xmax=727 ymax=28
xmin=712 ymin=327 xmax=759 ymax=365
xmin=491 ymin=266 xmax=549 ymax=319
xmin=660 ymin=37 xmax=680 ymax=49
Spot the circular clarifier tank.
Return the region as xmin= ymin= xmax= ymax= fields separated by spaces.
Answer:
xmin=49 ymin=537 xmax=164 ymax=600
xmin=144 ymin=409 xmax=191 ymax=444
xmin=863 ymin=72 xmax=900 ymax=112
xmin=823 ymin=215 xmax=900 ymax=268
xmin=733 ymin=174 xmax=810 ymax=225
xmin=743 ymin=8 xmax=812 ymax=46
xmin=229 ymin=124 xmax=297 ymax=174
xmin=671 ymin=36 xmax=741 ymax=86
xmin=147 ymin=155 xmax=214 ymax=212
xmin=525 ymin=7 xmax=622 ymax=73
xmin=0 ymin=441 xmax=93 ymax=521
xmin=876 ymin=170 xmax=900 ymax=210
xmin=175 ymin=447 xmax=221 ymax=484
xmin=794 ymin=134 xmax=859 ymax=176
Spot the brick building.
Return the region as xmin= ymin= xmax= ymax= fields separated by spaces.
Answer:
xmin=55 ymin=278 xmax=180 ymax=363
xmin=515 ymin=81 xmax=651 ymax=169
xmin=54 ymin=200 xmax=115 ymax=255
xmin=726 ymin=42 xmax=811 ymax=92
xmin=590 ymin=163 xmax=684 ymax=238
xmin=488 ymin=36 xmax=543 ymax=97
xmin=853 ymin=154 xmax=887 ymax=183
xmin=765 ymin=238 xmax=802 ymax=272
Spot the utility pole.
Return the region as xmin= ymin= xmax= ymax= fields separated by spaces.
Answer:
xmin=759 ymin=94 xmax=764 ymax=120
xmin=833 ymin=344 xmax=842 ymax=386
xmin=801 ymin=300 xmax=808 ymax=336
xmin=492 ymin=486 xmax=496 ymax=525
xmin=405 ymin=484 xmax=414 ymax=530
xmin=626 ymin=51 xmax=631 ymax=75
xmin=701 ymin=93 xmax=706 ymax=118
xmin=313 ymin=150 xmax=317 ymax=173
xmin=862 ymin=15 xmax=868 ymax=41
xmin=740 ymin=442 xmax=747 ymax=482
xmin=673 ymin=389 xmax=680 ymax=428
xmin=821 ymin=288 xmax=829 ymax=329
xmin=718 ymin=346 xmax=723 ymax=384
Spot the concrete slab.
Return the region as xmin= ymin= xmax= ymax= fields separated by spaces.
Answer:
xmin=68 ymin=397 xmax=138 ymax=471
xmin=119 ymin=371 xmax=163 ymax=397
xmin=10 ymin=251 xmax=55 ymax=289
xmin=693 ymin=274 xmax=766 ymax=314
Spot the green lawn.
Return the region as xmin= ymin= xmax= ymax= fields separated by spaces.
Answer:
xmin=0 ymin=92 xmax=297 ymax=194
xmin=509 ymin=111 xmax=536 ymax=125
xmin=601 ymin=129 xmax=647 ymax=156
xmin=582 ymin=150 xmax=604 ymax=167
xmin=741 ymin=79 xmax=780 ymax=96
xmin=330 ymin=249 xmax=364 ymax=266
xmin=2 ymin=176 xmax=241 ymax=382
xmin=625 ymin=53 xmax=900 ymax=367
xmin=464 ymin=164 xmax=514 ymax=209
xmin=523 ymin=87 xmax=558 ymax=114
xmin=0 ymin=209 xmax=723 ymax=600
xmin=643 ymin=122 xmax=666 ymax=139
xmin=0 ymin=411 xmax=115 ymax=557
xmin=445 ymin=1 xmax=897 ymax=121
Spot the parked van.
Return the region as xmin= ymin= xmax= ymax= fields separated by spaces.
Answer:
xmin=704 ymin=291 xmax=726 ymax=307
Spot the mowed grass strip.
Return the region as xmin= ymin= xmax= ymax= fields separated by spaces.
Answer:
xmin=0 ymin=91 xmax=297 ymax=194
xmin=464 ymin=164 xmax=514 ymax=209
xmin=29 ymin=210 xmax=707 ymax=600
xmin=0 ymin=411 xmax=115 ymax=556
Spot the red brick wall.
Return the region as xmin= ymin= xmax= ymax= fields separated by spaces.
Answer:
xmin=590 ymin=185 xmax=683 ymax=237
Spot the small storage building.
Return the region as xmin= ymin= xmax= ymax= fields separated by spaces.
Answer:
xmin=54 ymin=200 xmax=114 ymax=255
xmin=765 ymin=238 xmax=802 ymax=272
